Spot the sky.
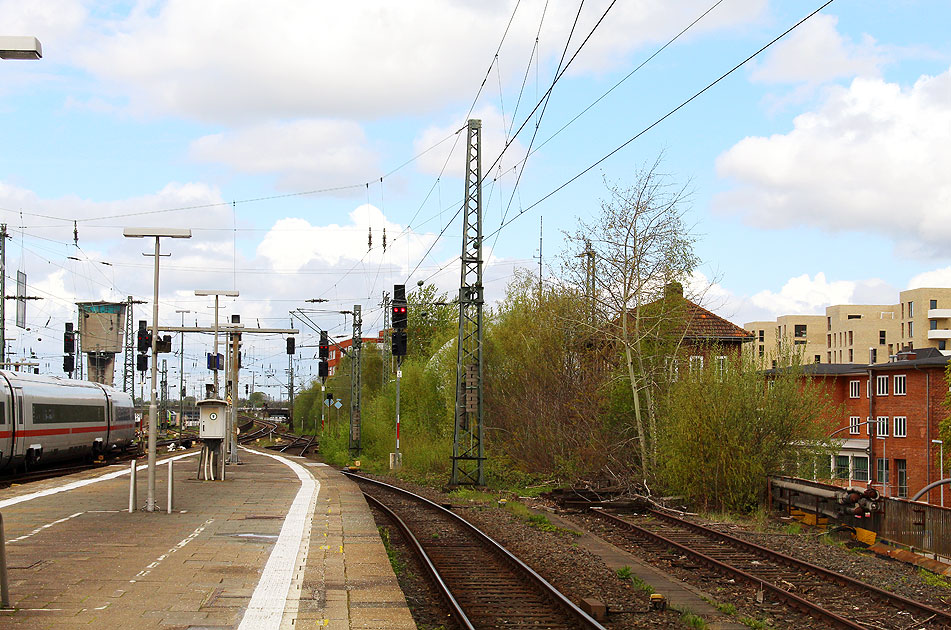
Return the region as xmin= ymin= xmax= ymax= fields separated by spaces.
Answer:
xmin=0 ymin=0 xmax=949 ymax=399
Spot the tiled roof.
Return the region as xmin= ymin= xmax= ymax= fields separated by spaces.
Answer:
xmin=679 ymin=299 xmax=754 ymax=341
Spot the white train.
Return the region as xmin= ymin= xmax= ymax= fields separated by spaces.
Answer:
xmin=0 ymin=371 xmax=136 ymax=471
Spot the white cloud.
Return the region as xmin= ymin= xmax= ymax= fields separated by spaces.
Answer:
xmin=909 ymin=267 xmax=951 ymax=290
xmin=750 ymin=273 xmax=854 ymax=315
xmin=189 ymin=120 xmax=379 ymax=191
xmin=70 ymin=1 xmax=765 ymax=123
xmin=750 ymin=14 xmax=887 ymax=84
xmin=715 ymin=68 xmax=951 ymax=257
xmin=256 ymin=204 xmax=436 ymax=273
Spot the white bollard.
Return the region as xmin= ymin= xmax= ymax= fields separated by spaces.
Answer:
xmin=128 ymin=459 xmax=137 ymax=513
xmin=167 ymin=459 xmax=174 ymax=514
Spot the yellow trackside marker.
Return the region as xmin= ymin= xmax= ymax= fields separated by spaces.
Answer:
xmin=339 ymin=545 xmax=343 ymax=553
xmin=319 ymin=545 xmax=330 ymax=550
xmin=316 ymin=620 xmax=329 ymax=627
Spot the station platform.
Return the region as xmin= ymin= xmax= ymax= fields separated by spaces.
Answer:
xmin=0 ymin=447 xmax=417 ymax=629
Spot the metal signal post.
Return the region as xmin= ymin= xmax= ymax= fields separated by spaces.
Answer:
xmin=451 ymin=119 xmax=485 ymax=486
xmin=349 ymin=305 xmax=362 ymax=457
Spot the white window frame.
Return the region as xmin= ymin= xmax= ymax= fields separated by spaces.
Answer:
xmin=715 ymin=355 xmax=727 ymax=381
xmin=877 ymin=415 xmax=889 ymax=437
xmin=893 ymin=375 xmax=906 ymax=396
xmin=849 ymin=416 xmax=861 ymax=435
xmin=689 ymin=355 xmax=703 ymax=377
xmin=876 ymin=375 xmax=889 ymax=396
xmin=849 ymin=380 xmax=860 ymax=399
xmin=893 ymin=416 xmax=907 ymax=438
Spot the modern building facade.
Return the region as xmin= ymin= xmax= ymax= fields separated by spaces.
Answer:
xmin=747 ymin=287 xmax=951 ymax=365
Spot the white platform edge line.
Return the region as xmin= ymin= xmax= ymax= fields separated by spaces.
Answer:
xmin=236 ymin=447 xmax=320 ymax=630
xmin=0 ymin=451 xmax=197 ymax=510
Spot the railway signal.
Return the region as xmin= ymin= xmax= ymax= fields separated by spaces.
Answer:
xmin=319 ymin=331 xmax=329 ymax=359
xmin=136 ymin=320 xmax=152 ymax=352
xmin=392 ymin=284 xmax=407 ymax=329
xmin=286 ymin=336 xmax=295 ymax=355
xmin=63 ymin=322 xmax=75 ymax=354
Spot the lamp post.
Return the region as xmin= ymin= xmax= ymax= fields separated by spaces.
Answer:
xmin=123 ymin=227 xmax=191 ymax=512
xmin=934 ymin=439 xmax=945 ymax=507
xmin=0 ymin=36 xmax=42 ymax=371
xmin=175 ymin=309 xmax=190 ymax=444
xmin=194 ymin=290 xmax=239 ymax=398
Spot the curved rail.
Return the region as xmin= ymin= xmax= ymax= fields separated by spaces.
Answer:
xmin=347 ymin=473 xmax=606 ymax=629
xmin=594 ymin=509 xmax=951 ymax=629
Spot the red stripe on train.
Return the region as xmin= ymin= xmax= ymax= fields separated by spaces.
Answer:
xmin=0 ymin=424 xmax=133 ymax=439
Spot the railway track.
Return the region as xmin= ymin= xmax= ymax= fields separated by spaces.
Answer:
xmin=347 ymin=473 xmax=606 ymax=630
xmin=591 ymin=508 xmax=951 ymax=630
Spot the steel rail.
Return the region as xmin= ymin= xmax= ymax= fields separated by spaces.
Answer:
xmin=594 ymin=510 xmax=865 ymax=630
xmin=645 ymin=508 xmax=951 ymax=625
xmin=362 ymin=492 xmax=475 ymax=630
xmin=347 ymin=472 xmax=607 ymax=629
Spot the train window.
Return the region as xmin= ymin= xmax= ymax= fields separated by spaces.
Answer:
xmin=0 ymin=401 xmax=4 ymax=425
xmin=33 ymin=403 xmax=104 ymax=424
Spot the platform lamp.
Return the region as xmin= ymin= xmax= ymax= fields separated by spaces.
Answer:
xmin=123 ymin=227 xmax=192 ymax=513
xmin=0 ymin=36 xmax=42 ymax=60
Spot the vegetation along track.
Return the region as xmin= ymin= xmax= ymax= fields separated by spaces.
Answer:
xmin=592 ymin=508 xmax=951 ymax=629
xmin=346 ymin=473 xmax=606 ymax=630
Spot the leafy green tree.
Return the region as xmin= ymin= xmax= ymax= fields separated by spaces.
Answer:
xmin=657 ymin=350 xmax=840 ymax=512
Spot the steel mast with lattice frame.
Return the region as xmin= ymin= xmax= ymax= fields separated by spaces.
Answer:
xmin=349 ymin=304 xmax=363 ymax=457
xmin=123 ymin=296 xmax=134 ymax=393
xmin=451 ymin=119 xmax=485 ymax=486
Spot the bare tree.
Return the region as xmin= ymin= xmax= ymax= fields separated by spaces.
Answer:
xmin=563 ymin=157 xmax=698 ymax=476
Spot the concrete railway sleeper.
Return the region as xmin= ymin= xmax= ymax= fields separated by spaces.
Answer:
xmin=592 ymin=509 xmax=951 ymax=629
xmin=347 ymin=473 xmax=607 ymax=629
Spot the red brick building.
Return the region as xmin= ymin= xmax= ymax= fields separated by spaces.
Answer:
xmin=806 ymin=348 xmax=948 ymax=505
xmin=326 ymin=333 xmax=383 ymax=377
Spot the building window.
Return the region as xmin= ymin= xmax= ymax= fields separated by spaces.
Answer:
xmin=880 ymin=330 xmax=886 ymax=345
xmin=835 ymin=455 xmax=850 ymax=479
xmin=870 ymin=348 xmax=878 ymax=363
xmin=848 ymin=349 xmax=853 ymax=362
xmin=901 ymin=323 xmax=905 ymax=337
xmin=848 ymin=331 xmax=853 ymax=346
xmin=827 ymin=316 xmax=831 ymax=331
xmin=847 ymin=314 xmax=861 ymax=319
xmin=893 ymin=416 xmax=906 ymax=438
xmin=908 ymin=301 xmax=914 ymax=318
xmin=876 ymin=375 xmax=888 ymax=395
xmin=689 ymin=355 xmax=703 ymax=377
xmin=849 ymin=416 xmax=861 ymax=434
xmin=827 ymin=352 xmax=832 ymax=362
xmin=794 ymin=324 xmax=807 ymax=338
xmin=849 ymin=381 xmax=860 ymax=398
xmin=877 ymin=415 xmax=889 ymax=436
xmin=853 ymin=456 xmax=869 ymax=482
xmin=931 ymin=319 xmax=938 ymax=330
xmin=758 ymin=345 xmax=764 ymax=357
xmin=930 ymin=299 xmax=937 ymax=310
xmin=715 ymin=356 xmax=727 ymax=380
xmin=941 ymin=340 xmax=947 ymax=351
xmin=895 ymin=459 xmax=907 ymax=497
xmin=758 ymin=329 xmax=764 ymax=342
xmin=893 ymin=375 xmax=906 ymax=396
xmin=814 ymin=354 xmax=821 ymax=364
xmin=909 ymin=321 xmax=914 ymax=337
xmin=877 ymin=458 xmax=890 ymax=485
xmin=827 ymin=334 xmax=831 ymax=348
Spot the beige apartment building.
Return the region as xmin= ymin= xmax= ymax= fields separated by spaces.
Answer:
xmin=746 ymin=287 xmax=951 ymax=365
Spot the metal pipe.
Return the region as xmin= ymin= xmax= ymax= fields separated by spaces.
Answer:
xmin=167 ymin=459 xmax=174 ymax=514
xmin=910 ymin=478 xmax=951 ymax=502
xmin=0 ymin=511 xmax=9 ymax=608
xmin=770 ymin=477 xmax=845 ymax=501
xmin=128 ymin=458 xmax=137 ymax=512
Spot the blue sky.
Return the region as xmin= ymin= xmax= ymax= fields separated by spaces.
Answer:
xmin=0 ymin=1 xmax=949 ymax=397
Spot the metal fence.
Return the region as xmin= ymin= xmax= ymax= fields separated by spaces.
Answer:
xmin=878 ymin=496 xmax=951 ymax=559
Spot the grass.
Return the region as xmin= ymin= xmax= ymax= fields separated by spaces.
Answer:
xmin=630 ymin=576 xmax=654 ymax=594
xmin=616 ymin=566 xmax=632 ymax=580
xmin=678 ymin=611 xmax=707 ymax=629
xmin=738 ymin=616 xmax=771 ymax=629
xmin=501 ymin=501 xmax=582 ymax=536
xmin=713 ymin=601 xmax=736 ymax=615
xmin=448 ymin=488 xmax=497 ymax=504
xmin=919 ymin=568 xmax=951 ymax=589
xmin=377 ymin=526 xmax=406 ymax=578
xmin=781 ymin=522 xmax=802 ymax=535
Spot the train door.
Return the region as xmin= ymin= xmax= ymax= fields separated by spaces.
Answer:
xmin=12 ymin=387 xmax=26 ymax=461
xmin=0 ymin=380 xmax=11 ymax=469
